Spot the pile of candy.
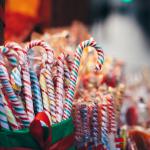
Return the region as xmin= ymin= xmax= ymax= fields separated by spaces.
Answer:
xmin=73 ymin=75 xmax=125 ymax=149
xmin=0 ymin=37 xmax=104 ymax=131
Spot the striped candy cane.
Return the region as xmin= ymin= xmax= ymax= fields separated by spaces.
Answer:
xmin=0 ymin=88 xmax=20 ymax=130
xmin=64 ymin=63 xmax=70 ymax=93
xmin=101 ymin=103 xmax=109 ymax=148
xmin=0 ymin=58 xmax=30 ymax=127
xmin=5 ymin=42 xmax=34 ymax=122
xmin=0 ymin=46 xmax=19 ymax=67
xmin=92 ymin=103 xmax=99 ymax=147
xmin=0 ymin=89 xmax=10 ymax=130
xmin=39 ymin=68 xmax=50 ymax=112
xmin=55 ymin=53 xmax=65 ymax=122
xmin=1 ymin=45 xmax=21 ymax=90
xmin=74 ymin=103 xmax=83 ymax=143
xmin=26 ymin=40 xmax=56 ymax=123
xmin=63 ymin=38 xmax=104 ymax=119
xmin=16 ymin=45 xmax=35 ymax=122
xmin=65 ymin=54 xmax=73 ymax=71
xmin=106 ymin=95 xmax=116 ymax=134
xmin=29 ymin=69 xmax=43 ymax=114
xmin=44 ymin=69 xmax=56 ymax=123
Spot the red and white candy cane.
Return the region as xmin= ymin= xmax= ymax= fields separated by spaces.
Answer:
xmin=106 ymin=95 xmax=116 ymax=134
xmin=25 ymin=40 xmax=56 ymax=123
xmin=55 ymin=53 xmax=65 ymax=122
xmin=63 ymin=38 xmax=104 ymax=119
xmin=5 ymin=42 xmax=35 ymax=122
xmin=0 ymin=50 xmax=30 ymax=128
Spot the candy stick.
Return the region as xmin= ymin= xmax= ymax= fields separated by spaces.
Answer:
xmin=65 ymin=54 xmax=73 ymax=71
xmin=101 ymin=103 xmax=108 ymax=148
xmin=44 ymin=69 xmax=56 ymax=123
xmin=0 ymin=90 xmax=10 ymax=130
xmin=64 ymin=63 xmax=70 ymax=92
xmin=80 ymin=104 xmax=90 ymax=145
xmin=74 ymin=103 xmax=83 ymax=143
xmin=15 ymin=45 xmax=34 ymax=122
xmin=29 ymin=69 xmax=43 ymax=114
xmin=0 ymin=46 xmax=19 ymax=67
xmin=39 ymin=68 xmax=50 ymax=112
xmin=0 ymin=89 xmax=20 ymax=130
xmin=0 ymin=60 xmax=30 ymax=127
xmin=1 ymin=45 xmax=22 ymax=90
xmin=5 ymin=42 xmax=35 ymax=122
xmin=92 ymin=103 xmax=99 ymax=147
xmin=63 ymin=38 xmax=104 ymax=119
xmin=106 ymin=95 xmax=116 ymax=134
xmin=20 ymin=57 xmax=34 ymax=122
xmin=55 ymin=53 xmax=65 ymax=122
xmin=26 ymin=40 xmax=55 ymax=122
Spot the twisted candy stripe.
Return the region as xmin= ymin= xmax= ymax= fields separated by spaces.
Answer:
xmin=25 ymin=40 xmax=54 ymax=67
xmin=5 ymin=42 xmax=34 ymax=122
xmin=63 ymin=38 xmax=104 ymax=119
xmin=0 ymin=46 xmax=19 ymax=67
xmin=101 ymin=104 xmax=109 ymax=148
xmin=65 ymin=54 xmax=73 ymax=71
xmin=55 ymin=53 xmax=65 ymax=122
xmin=1 ymin=45 xmax=21 ymax=90
xmin=64 ymin=63 xmax=70 ymax=92
xmin=92 ymin=103 xmax=99 ymax=146
xmin=44 ymin=69 xmax=56 ymax=123
xmin=80 ymin=104 xmax=90 ymax=144
xmin=0 ymin=90 xmax=10 ymax=130
xmin=26 ymin=40 xmax=55 ymax=122
xmin=0 ymin=88 xmax=20 ymax=130
xmin=39 ymin=68 xmax=50 ymax=112
xmin=0 ymin=60 xmax=30 ymax=127
xmin=29 ymin=69 xmax=43 ymax=114
xmin=74 ymin=104 xmax=83 ymax=142
xmin=107 ymin=95 xmax=116 ymax=134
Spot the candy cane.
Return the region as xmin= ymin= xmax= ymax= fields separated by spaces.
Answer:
xmin=0 ymin=58 xmax=30 ymax=127
xmin=80 ymin=104 xmax=90 ymax=145
xmin=74 ymin=103 xmax=83 ymax=143
xmin=0 ymin=90 xmax=10 ymax=130
xmin=0 ymin=88 xmax=20 ymax=130
xmin=5 ymin=42 xmax=34 ymax=123
xmin=26 ymin=40 xmax=56 ymax=123
xmin=0 ymin=46 xmax=19 ymax=67
xmin=44 ymin=69 xmax=56 ymax=123
xmin=65 ymin=54 xmax=73 ymax=71
xmin=39 ymin=68 xmax=50 ymax=112
xmin=29 ymin=69 xmax=43 ymax=114
xmin=64 ymin=63 xmax=70 ymax=92
xmin=55 ymin=53 xmax=65 ymax=122
xmin=92 ymin=103 xmax=99 ymax=147
xmin=106 ymin=95 xmax=116 ymax=134
xmin=101 ymin=103 xmax=109 ymax=148
xmin=63 ymin=38 xmax=104 ymax=119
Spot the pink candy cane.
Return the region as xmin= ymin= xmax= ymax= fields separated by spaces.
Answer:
xmin=55 ymin=53 xmax=65 ymax=122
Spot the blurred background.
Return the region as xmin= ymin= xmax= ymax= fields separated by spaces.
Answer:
xmin=2 ymin=0 xmax=150 ymax=69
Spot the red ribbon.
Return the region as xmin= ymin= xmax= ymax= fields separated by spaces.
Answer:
xmin=30 ymin=112 xmax=74 ymax=150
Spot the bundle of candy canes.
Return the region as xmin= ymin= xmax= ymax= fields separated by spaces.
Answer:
xmin=73 ymin=84 xmax=125 ymax=150
xmin=0 ymin=37 xmax=104 ymax=131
